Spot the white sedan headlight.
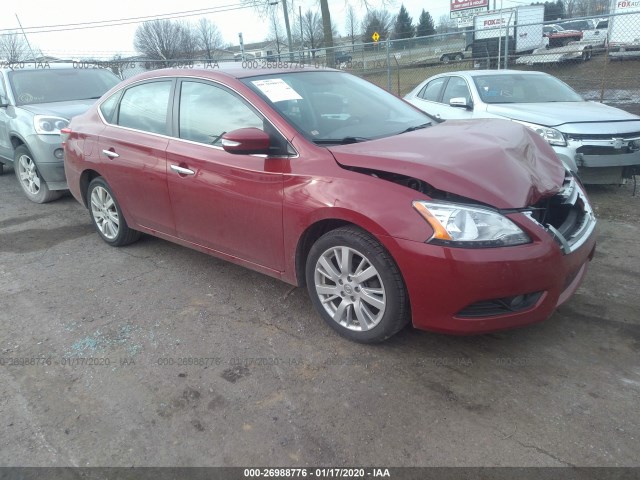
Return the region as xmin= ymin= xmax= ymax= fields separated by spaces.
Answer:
xmin=413 ymin=201 xmax=531 ymax=248
xmin=513 ymin=120 xmax=566 ymax=147
xmin=34 ymin=115 xmax=69 ymax=135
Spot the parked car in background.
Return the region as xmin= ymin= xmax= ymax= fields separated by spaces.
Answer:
xmin=334 ymin=51 xmax=353 ymax=64
xmin=544 ymin=24 xmax=584 ymax=47
xmin=404 ymin=70 xmax=640 ymax=185
xmin=0 ymin=63 xmax=120 ymax=202
xmin=63 ymin=66 xmax=596 ymax=342
xmin=557 ymin=18 xmax=608 ymax=45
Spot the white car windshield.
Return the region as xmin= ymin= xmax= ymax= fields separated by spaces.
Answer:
xmin=473 ymin=73 xmax=584 ymax=104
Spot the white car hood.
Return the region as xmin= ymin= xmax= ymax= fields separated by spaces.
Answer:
xmin=485 ymin=101 xmax=640 ymax=134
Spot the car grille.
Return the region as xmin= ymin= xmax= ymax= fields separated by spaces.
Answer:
xmin=525 ymin=176 xmax=596 ymax=255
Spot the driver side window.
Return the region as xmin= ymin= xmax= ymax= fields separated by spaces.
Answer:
xmin=179 ymin=81 xmax=264 ymax=146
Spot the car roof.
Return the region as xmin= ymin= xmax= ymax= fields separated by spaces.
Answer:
xmin=126 ymin=62 xmax=337 ymax=83
xmin=1 ymin=62 xmax=83 ymax=72
xmin=432 ymin=70 xmax=550 ymax=78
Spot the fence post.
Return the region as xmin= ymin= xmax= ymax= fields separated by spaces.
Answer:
xmin=386 ymin=39 xmax=391 ymax=92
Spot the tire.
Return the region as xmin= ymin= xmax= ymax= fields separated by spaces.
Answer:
xmin=14 ymin=145 xmax=62 ymax=203
xmin=87 ymin=177 xmax=141 ymax=247
xmin=305 ymin=226 xmax=410 ymax=343
xmin=454 ymin=54 xmax=464 ymax=61
xmin=441 ymin=55 xmax=450 ymax=64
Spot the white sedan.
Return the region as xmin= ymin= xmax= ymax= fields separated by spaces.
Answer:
xmin=404 ymin=70 xmax=640 ymax=185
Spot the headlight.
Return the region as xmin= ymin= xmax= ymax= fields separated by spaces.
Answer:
xmin=413 ymin=201 xmax=531 ymax=248
xmin=513 ymin=120 xmax=566 ymax=147
xmin=34 ymin=115 xmax=69 ymax=135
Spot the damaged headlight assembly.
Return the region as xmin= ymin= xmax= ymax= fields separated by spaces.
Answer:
xmin=413 ymin=201 xmax=531 ymax=248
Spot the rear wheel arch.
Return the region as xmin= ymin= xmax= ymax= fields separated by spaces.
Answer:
xmin=79 ymin=169 xmax=103 ymax=207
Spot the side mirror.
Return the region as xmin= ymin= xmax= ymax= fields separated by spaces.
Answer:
xmin=449 ymin=97 xmax=472 ymax=110
xmin=221 ymin=128 xmax=271 ymax=155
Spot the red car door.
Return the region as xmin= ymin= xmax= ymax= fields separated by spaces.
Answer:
xmin=98 ymin=80 xmax=175 ymax=235
xmin=166 ymin=79 xmax=285 ymax=271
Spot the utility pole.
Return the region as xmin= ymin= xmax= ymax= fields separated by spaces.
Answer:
xmin=281 ymin=0 xmax=295 ymax=62
xmin=299 ymin=5 xmax=304 ymax=62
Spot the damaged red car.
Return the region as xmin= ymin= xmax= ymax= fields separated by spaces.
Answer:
xmin=63 ymin=66 xmax=596 ymax=343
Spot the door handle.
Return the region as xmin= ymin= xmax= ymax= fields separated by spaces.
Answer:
xmin=102 ymin=149 xmax=119 ymax=159
xmin=170 ymin=164 xmax=195 ymax=176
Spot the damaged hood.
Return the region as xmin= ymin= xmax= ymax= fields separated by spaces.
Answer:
xmin=327 ymin=119 xmax=564 ymax=209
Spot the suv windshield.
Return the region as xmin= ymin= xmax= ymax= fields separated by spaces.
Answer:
xmin=242 ymin=71 xmax=430 ymax=144
xmin=473 ymin=73 xmax=584 ymax=104
xmin=8 ymin=68 xmax=120 ymax=105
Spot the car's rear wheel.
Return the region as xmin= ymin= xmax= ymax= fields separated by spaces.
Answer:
xmin=14 ymin=145 xmax=62 ymax=203
xmin=87 ymin=177 xmax=141 ymax=246
xmin=441 ymin=55 xmax=450 ymax=64
xmin=306 ymin=226 xmax=409 ymax=343
xmin=454 ymin=53 xmax=464 ymax=61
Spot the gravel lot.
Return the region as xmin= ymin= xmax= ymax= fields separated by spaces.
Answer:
xmin=0 ymin=167 xmax=639 ymax=467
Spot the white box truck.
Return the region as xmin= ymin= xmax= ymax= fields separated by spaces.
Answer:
xmin=608 ymin=0 xmax=640 ymax=59
xmin=472 ymin=5 xmax=546 ymax=66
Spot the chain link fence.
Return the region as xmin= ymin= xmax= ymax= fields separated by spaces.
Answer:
xmin=65 ymin=10 xmax=639 ymax=115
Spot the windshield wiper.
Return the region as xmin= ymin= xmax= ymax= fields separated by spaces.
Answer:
xmin=313 ymin=136 xmax=369 ymax=145
xmin=399 ymin=123 xmax=430 ymax=134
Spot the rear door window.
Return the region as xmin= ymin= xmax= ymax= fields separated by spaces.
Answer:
xmin=417 ymin=78 xmax=446 ymax=102
xmin=117 ymin=81 xmax=172 ymax=135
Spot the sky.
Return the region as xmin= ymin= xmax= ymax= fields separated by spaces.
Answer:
xmin=0 ymin=0 xmax=523 ymax=59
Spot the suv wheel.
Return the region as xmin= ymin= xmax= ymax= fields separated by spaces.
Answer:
xmin=14 ymin=145 xmax=62 ymax=203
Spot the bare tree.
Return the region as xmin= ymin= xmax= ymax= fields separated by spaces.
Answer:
xmin=134 ymin=19 xmax=197 ymax=66
xmin=345 ymin=6 xmax=359 ymax=51
xmin=244 ymin=0 xmax=295 ymax=61
xmin=0 ymin=32 xmax=30 ymax=63
xmin=268 ymin=9 xmax=285 ymax=59
xmin=300 ymin=10 xmax=324 ymax=57
xmin=196 ymin=18 xmax=223 ymax=60
xmin=437 ymin=14 xmax=456 ymax=34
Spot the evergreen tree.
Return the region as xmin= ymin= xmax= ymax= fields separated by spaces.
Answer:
xmin=416 ymin=9 xmax=436 ymax=38
xmin=393 ymin=4 xmax=414 ymax=40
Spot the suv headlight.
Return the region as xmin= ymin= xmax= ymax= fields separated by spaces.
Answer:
xmin=513 ymin=120 xmax=566 ymax=147
xmin=413 ymin=201 xmax=531 ymax=248
xmin=34 ymin=115 xmax=69 ymax=135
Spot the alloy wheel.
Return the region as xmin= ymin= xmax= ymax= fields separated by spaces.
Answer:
xmin=90 ymin=186 xmax=120 ymax=240
xmin=17 ymin=154 xmax=41 ymax=195
xmin=314 ymin=246 xmax=387 ymax=332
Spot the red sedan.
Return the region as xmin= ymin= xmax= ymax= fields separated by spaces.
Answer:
xmin=62 ymin=66 xmax=596 ymax=343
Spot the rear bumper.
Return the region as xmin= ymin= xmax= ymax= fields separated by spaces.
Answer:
xmin=383 ymin=227 xmax=596 ymax=335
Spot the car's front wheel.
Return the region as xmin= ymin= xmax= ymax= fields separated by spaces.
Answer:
xmin=87 ymin=177 xmax=141 ymax=246
xmin=14 ymin=145 xmax=62 ymax=203
xmin=306 ymin=226 xmax=410 ymax=343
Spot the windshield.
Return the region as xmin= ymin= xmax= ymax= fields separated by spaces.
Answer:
xmin=473 ymin=73 xmax=584 ymax=104
xmin=242 ymin=71 xmax=430 ymax=144
xmin=9 ymin=68 xmax=120 ymax=105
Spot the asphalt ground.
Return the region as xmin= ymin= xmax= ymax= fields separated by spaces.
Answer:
xmin=0 ymin=167 xmax=639 ymax=467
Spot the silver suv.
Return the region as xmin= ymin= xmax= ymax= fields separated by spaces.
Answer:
xmin=0 ymin=63 xmax=120 ymax=202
